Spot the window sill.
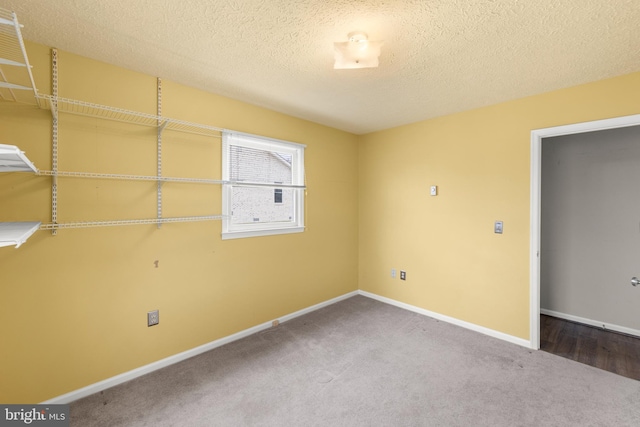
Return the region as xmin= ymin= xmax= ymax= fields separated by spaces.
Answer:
xmin=221 ymin=226 xmax=305 ymax=240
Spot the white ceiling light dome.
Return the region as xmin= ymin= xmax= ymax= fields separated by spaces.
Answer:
xmin=334 ymin=31 xmax=383 ymax=69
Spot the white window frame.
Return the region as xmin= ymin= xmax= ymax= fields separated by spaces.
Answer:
xmin=222 ymin=131 xmax=305 ymax=240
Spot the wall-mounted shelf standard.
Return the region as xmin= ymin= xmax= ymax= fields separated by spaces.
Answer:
xmin=0 ymin=222 xmax=41 ymax=248
xmin=0 ymin=144 xmax=38 ymax=172
xmin=0 ymin=7 xmax=40 ymax=106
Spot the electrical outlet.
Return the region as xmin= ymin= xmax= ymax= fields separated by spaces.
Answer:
xmin=400 ymin=270 xmax=406 ymax=280
xmin=391 ymin=268 xmax=397 ymax=278
xmin=148 ymin=310 xmax=159 ymax=327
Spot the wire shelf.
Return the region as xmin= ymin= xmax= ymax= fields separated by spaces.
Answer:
xmin=0 ymin=143 xmax=38 ymax=172
xmin=35 ymin=170 xmax=306 ymax=188
xmin=37 ymin=170 xmax=224 ymax=185
xmin=0 ymin=221 xmax=41 ymax=248
xmin=38 ymin=95 xmax=224 ymax=138
xmin=39 ymin=215 xmax=223 ymax=230
xmin=0 ymin=7 xmax=40 ymax=106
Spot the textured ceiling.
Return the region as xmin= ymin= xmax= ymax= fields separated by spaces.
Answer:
xmin=3 ymin=0 xmax=639 ymax=134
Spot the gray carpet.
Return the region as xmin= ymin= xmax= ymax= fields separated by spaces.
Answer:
xmin=71 ymin=296 xmax=640 ymax=426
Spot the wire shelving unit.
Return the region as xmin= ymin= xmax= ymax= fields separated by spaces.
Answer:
xmin=0 ymin=7 xmax=41 ymax=106
xmin=1 ymin=8 xmax=306 ymax=248
xmin=0 ymin=7 xmax=228 ymax=246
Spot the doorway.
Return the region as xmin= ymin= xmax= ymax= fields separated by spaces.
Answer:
xmin=530 ymin=114 xmax=640 ymax=350
xmin=541 ymin=125 xmax=640 ymax=333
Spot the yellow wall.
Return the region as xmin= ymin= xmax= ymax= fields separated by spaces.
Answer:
xmin=358 ymin=72 xmax=640 ymax=339
xmin=0 ymin=44 xmax=359 ymax=403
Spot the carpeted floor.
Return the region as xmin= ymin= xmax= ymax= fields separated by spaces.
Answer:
xmin=71 ymin=296 xmax=640 ymax=426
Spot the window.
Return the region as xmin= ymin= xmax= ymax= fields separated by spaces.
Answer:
xmin=222 ymin=131 xmax=305 ymax=239
xmin=274 ymin=188 xmax=283 ymax=204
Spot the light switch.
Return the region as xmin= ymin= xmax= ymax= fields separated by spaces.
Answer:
xmin=494 ymin=221 xmax=503 ymax=234
xmin=430 ymin=185 xmax=438 ymax=196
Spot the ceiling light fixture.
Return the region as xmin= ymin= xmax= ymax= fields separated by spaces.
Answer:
xmin=333 ymin=31 xmax=382 ymax=70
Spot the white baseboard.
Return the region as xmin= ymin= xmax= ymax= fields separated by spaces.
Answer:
xmin=541 ymin=308 xmax=640 ymax=338
xmin=43 ymin=289 xmax=533 ymax=404
xmin=358 ymin=290 xmax=532 ymax=348
xmin=42 ymin=290 xmax=359 ymax=404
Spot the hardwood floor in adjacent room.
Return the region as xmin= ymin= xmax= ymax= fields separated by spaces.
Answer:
xmin=540 ymin=314 xmax=640 ymax=381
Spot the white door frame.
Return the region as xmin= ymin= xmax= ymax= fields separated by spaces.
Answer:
xmin=529 ymin=114 xmax=640 ymax=349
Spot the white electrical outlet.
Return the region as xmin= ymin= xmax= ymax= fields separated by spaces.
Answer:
xmin=391 ymin=268 xmax=397 ymax=278
xmin=147 ymin=310 xmax=159 ymax=327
